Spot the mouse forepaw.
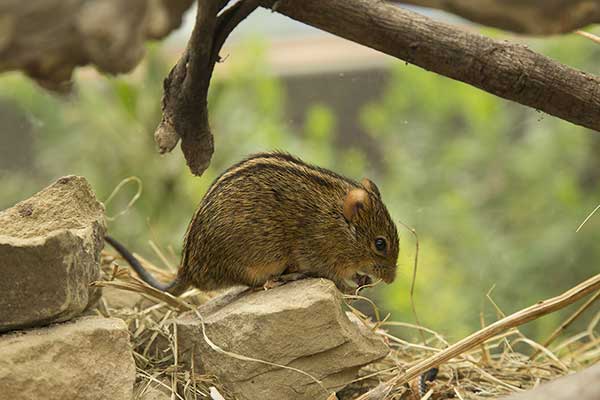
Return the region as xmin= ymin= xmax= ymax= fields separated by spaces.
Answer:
xmin=262 ymin=273 xmax=310 ymax=290
xmin=332 ymin=280 xmax=355 ymax=295
xmin=278 ymin=272 xmax=309 ymax=282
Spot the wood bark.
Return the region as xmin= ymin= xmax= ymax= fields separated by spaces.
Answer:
xmin=262 ymin=0 xmax=600 ymax=133
xmin=3 ymin=1 xmax=600 ymax=173
xmin=154 ymin=0 xmax=260 ymax=176
xmin=397 ymin=0 xmax=600 ymax=35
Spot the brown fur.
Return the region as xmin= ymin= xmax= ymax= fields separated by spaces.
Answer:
xmin=172 ymin=152 xmax=400 ymax=294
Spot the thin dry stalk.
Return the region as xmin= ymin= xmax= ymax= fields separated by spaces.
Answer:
xmin=149 ymin=240 xmax=177 ymax=273
xmin=91 ymin=267 xmax=192 ymax=312
xmin=576 ymin=203 xmax=600 ymax=232
xmin=397 ymin=220 xmax=426 ymax=344
xmin=103 ymin=176 xmax=143 ymax=221
xmin=479 ymin=312 xmax=491 ymax=365
xmin=576 ymin=30 xmax=600 ymax=45
xmin=344 ymin=294 xmax=383 ymax=324
xmin=380 ymin=321 xmax=449 ymax=347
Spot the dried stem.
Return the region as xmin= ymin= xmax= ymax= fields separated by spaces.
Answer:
xmin=576 ymin=204 xmax=600 ymax=232
xmin=576 ymin=30 xmax=600 ymax=45
xmin=397 ymin=220 xmax=426 ymax=344
xmin=91 ymin=267 xmax=192 ymax=312
xmin=530 ymin=289 xmax=600 ymax=359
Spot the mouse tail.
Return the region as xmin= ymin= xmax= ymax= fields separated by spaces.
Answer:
xmin=104 ymin=235 xmax=189 ymax=296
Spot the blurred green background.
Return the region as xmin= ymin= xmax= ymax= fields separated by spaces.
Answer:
xmin=1 ymin=22 xmax=599 ymax=342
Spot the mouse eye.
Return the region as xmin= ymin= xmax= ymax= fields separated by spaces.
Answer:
xmin=374 ymin=237 xmax=387 ymax=253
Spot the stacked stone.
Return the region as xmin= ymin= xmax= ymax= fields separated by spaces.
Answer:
xmin=0 ymin=176 xmax=136 ymax=400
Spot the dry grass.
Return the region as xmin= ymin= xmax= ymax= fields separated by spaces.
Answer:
xmin=94 ymin=249 xmax=600 ymax=400
xmin=352 ymin=317 xmax=599 ymax=399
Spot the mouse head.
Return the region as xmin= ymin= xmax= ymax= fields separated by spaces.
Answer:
xmin=343 ymin=178 xmax=399 ymax=285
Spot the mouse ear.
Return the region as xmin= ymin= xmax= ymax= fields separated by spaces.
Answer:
xmin=343 ymin=188 xmax=369 ymax=222
xmin=361 ymin=178 xmax=381 ymax=198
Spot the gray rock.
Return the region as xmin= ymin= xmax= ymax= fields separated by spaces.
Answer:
xmin=0 ymin=175 xmax=105 ymax=332
xmin=500 ymin=363 xmax=600 ymax=400
xmin=174 ymin=279 xmax=389 ymax=400
xmin=0 ymin=316 xmax=136 ymax=400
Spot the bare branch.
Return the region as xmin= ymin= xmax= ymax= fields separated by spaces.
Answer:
xmin=261 ymin=0 xmax=600 ymax=133
xmin=154 ymin=0 xmax=260 ymax=176
xmin=396 ymin=0 xmax=600 ymax=35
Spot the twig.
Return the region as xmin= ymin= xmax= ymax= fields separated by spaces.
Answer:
xmin=148 ymin=240 xmax=177 ymax=272
xmin=356 ymin=273 xmax=600 ymax=399
xmin=91 ymin=267 xmax=193 ymax=312
xmin=576 ymin=204 xmax=600 ymax=232
xmin=512 ymin=337 xmax=569 ymax=372
xmin=486 ymin=285 xmax=506 ymax=319
xmin=397 ymin=220 xmax=426 ymax=344
xmin=344 ymin=294 xmax=382 ymax=323
xmin=381 ymin=321 xmax=449 ymax=347
xmin=479 ymin=312 xmax=491 ymax=365
xmin=103 ymin=176 xmax=143 ymax=221
xmin=576 ymin=30 xmax=600 ymax=45
xmin=530 ymin=289 xmax=600 ymax=359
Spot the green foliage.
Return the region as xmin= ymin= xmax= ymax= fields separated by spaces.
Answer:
xmin=1 ymin=35 xmax=598 ymax=340
xmin=360 ymin=38 xmax=600 ymax=338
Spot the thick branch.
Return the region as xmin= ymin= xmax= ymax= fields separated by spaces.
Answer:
xmin=263 ymin=0 xmax=600 ymax=133
xmin=154 ymin=0 xmax=259 ymax=176
xmin=397 ymin=0 xmax=600 ymax=35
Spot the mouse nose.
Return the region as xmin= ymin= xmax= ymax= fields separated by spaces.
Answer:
xmin=381 ymin=266 xmax=396 ymax=283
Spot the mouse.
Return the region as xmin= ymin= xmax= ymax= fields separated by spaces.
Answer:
xmin=105 ymin=151 xmax=399 ymax=295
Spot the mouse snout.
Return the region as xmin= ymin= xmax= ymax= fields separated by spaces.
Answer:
xmin=379 ymin=266 xmax=396 ymax=284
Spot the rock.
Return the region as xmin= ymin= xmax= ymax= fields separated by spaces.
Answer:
xmin=173 ymin=279 xmax=389 ymax=400
xmin=0 ymin=316 xmax=136 ymax=400
xmin=0 ymin=175 xmax=106 ymax=333
xmin=0 ymin=0 xmax=194 ymax=90
xmin=500 ymin=363 xmax=600 ymax=400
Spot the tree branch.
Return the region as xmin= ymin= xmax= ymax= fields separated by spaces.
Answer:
xmin=396 ymin=0 xmax=600 ymax=35
xmin=154 ymin=0 xmax=259 ymax=176
xmin=262 ymin=0 xmax=600 ymax=133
